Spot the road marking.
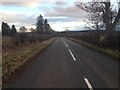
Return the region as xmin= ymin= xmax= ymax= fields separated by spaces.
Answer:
xmin=68 ymin=49 xmax=76 ymax=61
xmin=61 ymin=39 xmax=64 ymax=42
xmin=61 ymin=39 xmax=66 ymax=44
xmin=65 ymin=44 xmax=68 ymax=47
xmin=84 ymin=77 xmax=94 ymax=90
xmin=62 ymin=38 xmax=69 ymax=48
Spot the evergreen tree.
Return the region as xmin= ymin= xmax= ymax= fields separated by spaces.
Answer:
xmin=2 ymin=22 xmax=11 ymax=36
xmin=44 ymin=19 xmax=48 ymax=24
xmin=36 ymin=14 xmax=54 ymax=33
xmin=11 ymin=25 xmax=17 ymax=35
xmin=44 ymin=19 xmax=49 ymax=32
xmin=36 ymin=14 xmax=44 ymax=33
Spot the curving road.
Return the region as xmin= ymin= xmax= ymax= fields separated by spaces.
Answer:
xmin=3 ymin=37 xmax=119 ymax=89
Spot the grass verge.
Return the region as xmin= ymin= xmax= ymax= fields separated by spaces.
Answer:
xmin=70 ymin=38 xmax=120 ymax=60
xmin=3 ymin=38 xmax=56 ymax=83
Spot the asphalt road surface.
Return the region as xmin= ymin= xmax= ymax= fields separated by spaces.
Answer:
xmin=3 ymin=37 xmax=119 ymax=89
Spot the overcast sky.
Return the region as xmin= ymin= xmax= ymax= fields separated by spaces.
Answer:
xmin=0 ymin=0 xmax=118 ymax=32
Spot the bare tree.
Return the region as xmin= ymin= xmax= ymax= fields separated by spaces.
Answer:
xmin=76 ymin=0 xmax=120 ymax=31
xmin=77 ymin=1 xmax=104 ymax=30
xmin=19 ymin=26 xmax=27 ymax=33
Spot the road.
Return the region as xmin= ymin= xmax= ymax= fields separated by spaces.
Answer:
xmin=3 ymin=37 xmax=118 ymax=88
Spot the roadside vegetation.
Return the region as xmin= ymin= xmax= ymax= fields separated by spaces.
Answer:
xmin=2 ymin=14 xmax=56 ymax=83
xmin=67 ymin=1 xmax=120 ymax=60
xmin=2 ymin=34 xmax=55 ymax=83
xmin=70 ymin=35 xmax=120 ymax=60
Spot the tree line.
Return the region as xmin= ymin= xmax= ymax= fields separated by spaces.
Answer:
xmin=2 ymin=14 xmax=54 ymax=36
xmin=36 ymin=14 xmax=54 ymax=33
xmin=2 ymin=22 xmax=17 ymax=36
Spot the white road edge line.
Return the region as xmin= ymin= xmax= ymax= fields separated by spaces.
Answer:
xmin=68 ymin=49 xmax=76 ymax=61
xmin=84 ymin=77 xmax=94 ymax=90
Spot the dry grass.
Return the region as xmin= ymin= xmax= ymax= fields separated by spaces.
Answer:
xmin=2 ymin=37 xmax=55 ymax=82
xmin=2 ymin=36 xmax=16 ymax=51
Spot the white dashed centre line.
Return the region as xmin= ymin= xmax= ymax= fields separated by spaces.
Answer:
xmin=68 ymin=49 xmax=76 ymax=61
xmin=62 ymin=39 xmax=66 ymax=44
xmin=84 ymin=77 xmax=94 ymax=90
xmin=65 ymin=44 xmax=68 ymax=47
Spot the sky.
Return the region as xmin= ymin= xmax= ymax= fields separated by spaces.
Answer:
xmin=0 ymin=0 xmax=119 ymax=32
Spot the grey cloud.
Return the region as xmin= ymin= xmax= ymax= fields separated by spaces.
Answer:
xmin=54 ymin=2 xmax=68 ymax=6
xmin=45 ymin=5 xmax=88 ymax=19
xmin=1 ymin=2 xmax=27 ymax=7
xmin=0 ymin=12 xmax=36 ymax=27
xmin=46 ymin=17 xmax=75 ymax=23
xmin=1 ymin=1 xmax=40 ymax=7
xmin=39 ymin=6 xmax=51 ymax=12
